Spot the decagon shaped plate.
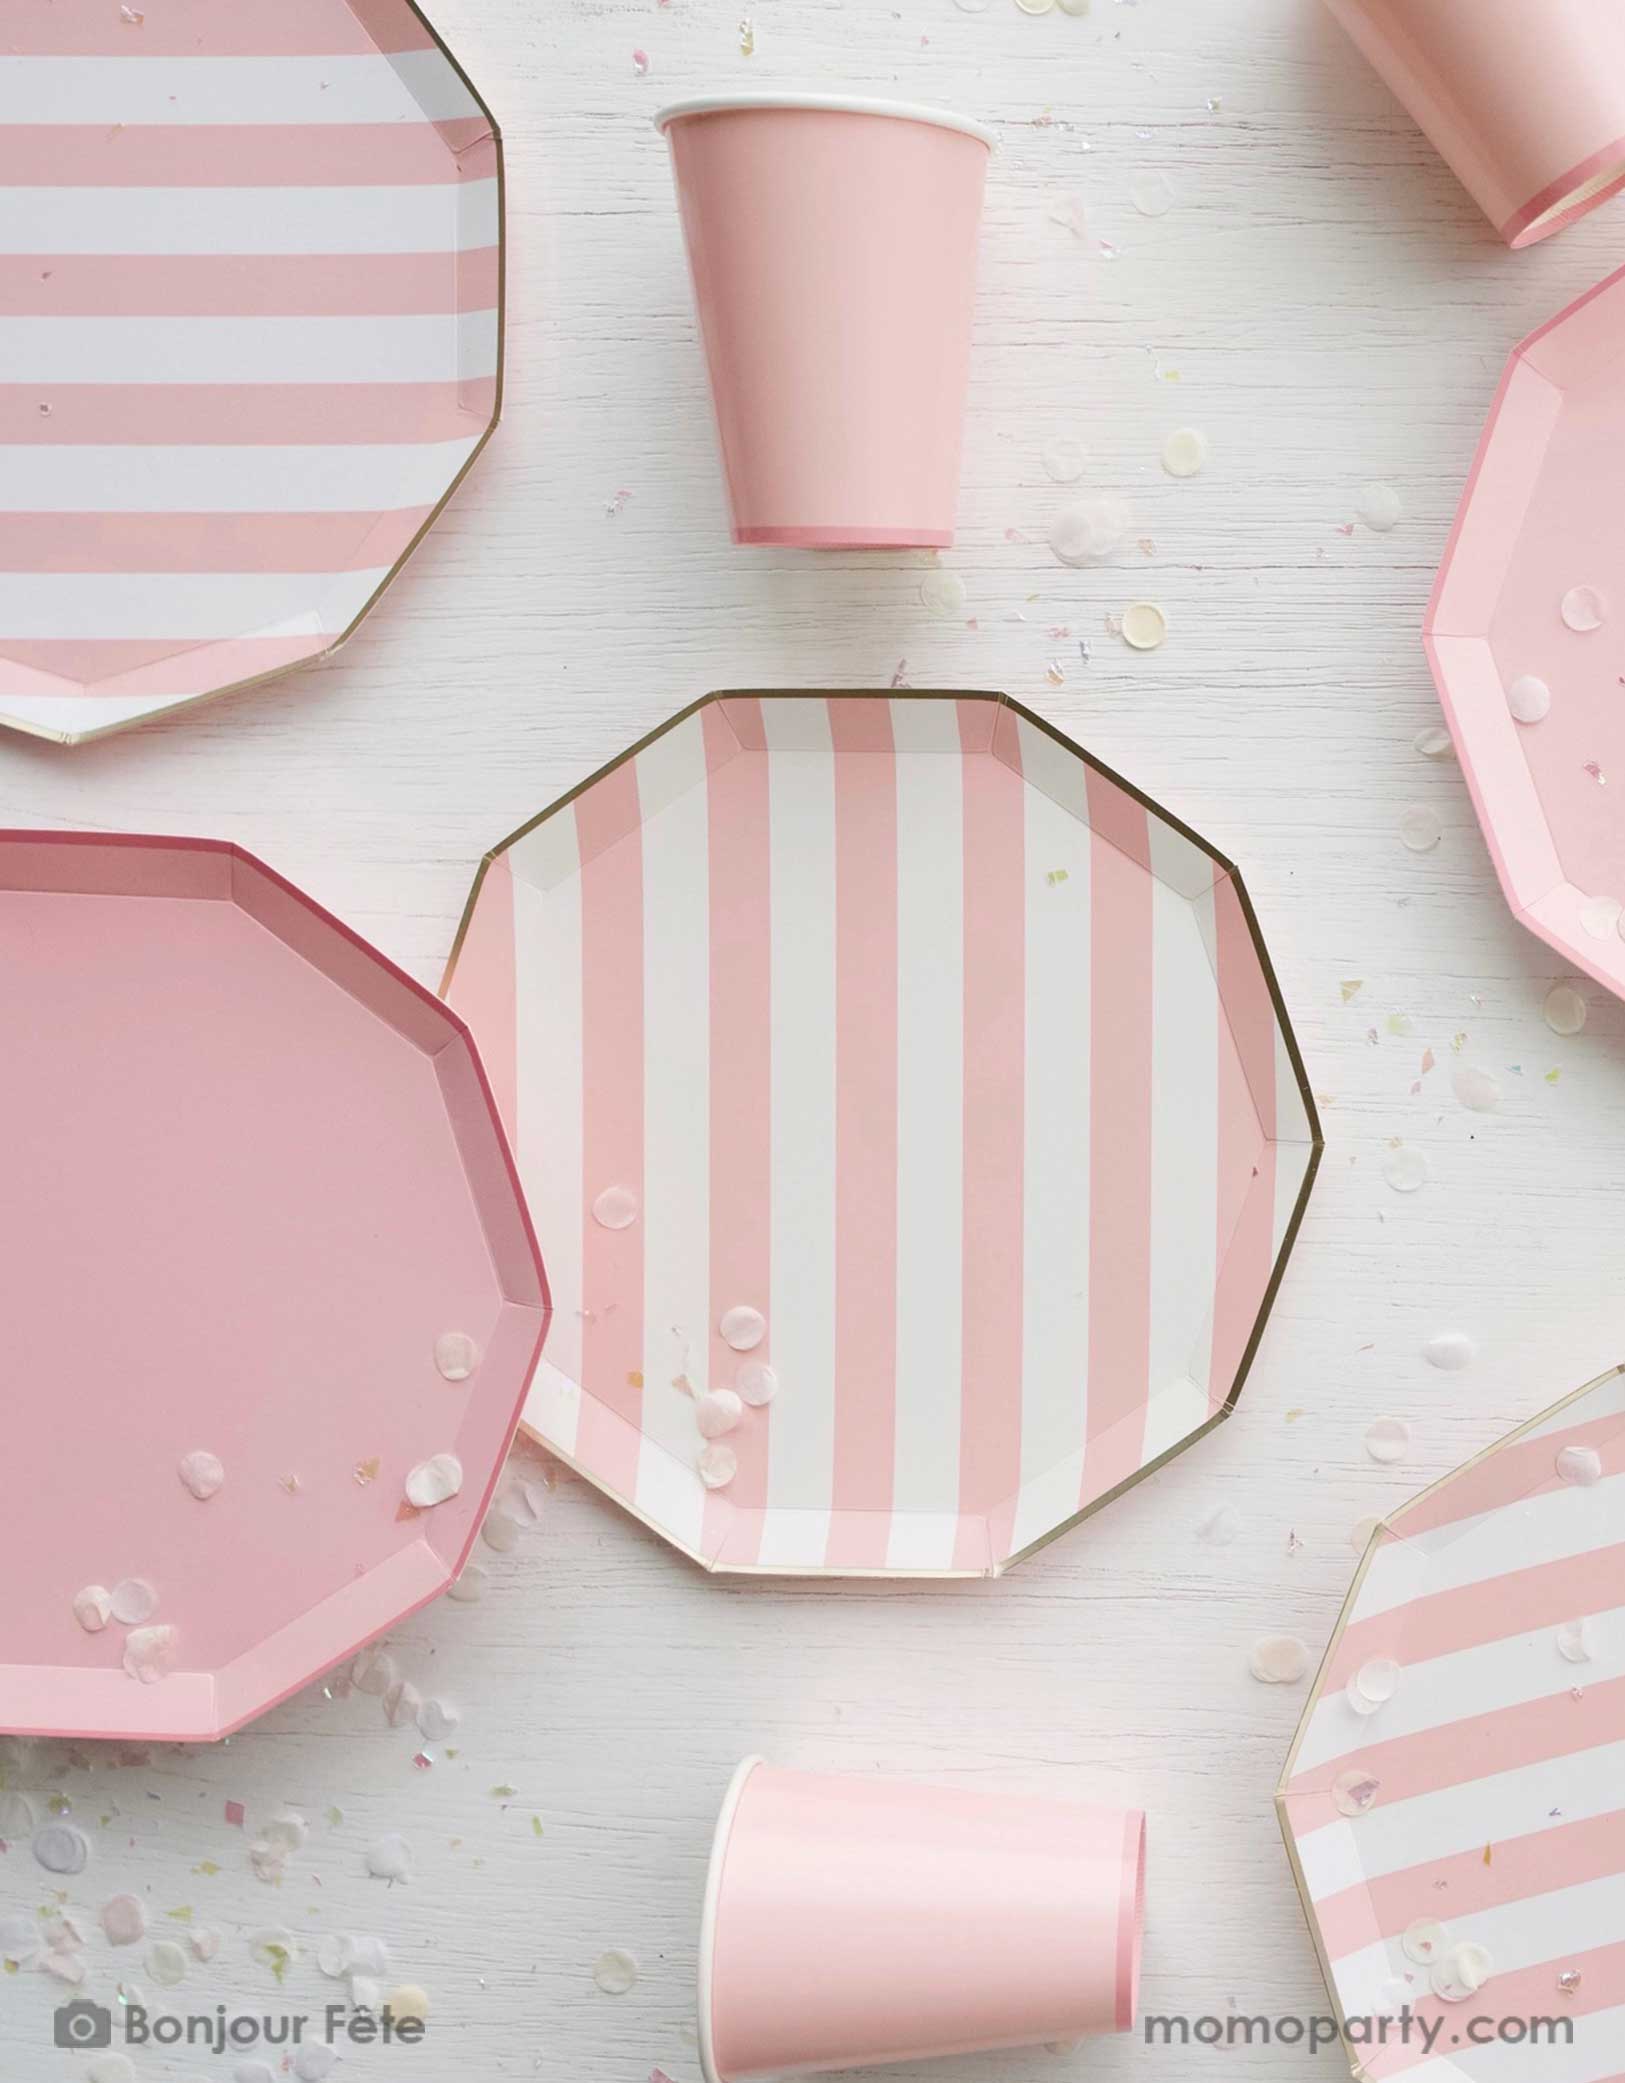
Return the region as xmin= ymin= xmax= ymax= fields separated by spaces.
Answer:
xmin=444 ymin=691 xmax=1320 ymax=1577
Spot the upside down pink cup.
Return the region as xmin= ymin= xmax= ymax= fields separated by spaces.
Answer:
xmin=656 ymin=95 xmax=992 ymax=548
xmin=1325 ymin=0 xmax=1625 ymax=248
xmin=699 ymin=1759 xmax=1146 ymax=2082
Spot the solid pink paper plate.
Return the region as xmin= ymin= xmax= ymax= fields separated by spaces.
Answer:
xmin=443 ymin=692 xmax=1321 ymax=1578
xmin=1277 ymin=1364 xmax=1625 ymax=2083
xmin=0 ymin=0 xmax=503 ymax=746
xmin=1427 ymin=264 xmax=1625 ymax=998
xmin=0 ymin=832 xmax=548 ymax=1744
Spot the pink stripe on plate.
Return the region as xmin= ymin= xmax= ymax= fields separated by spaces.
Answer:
xmin=0 ymin=508 xmax=432 ymax=575
xmin=961 ymin=701 xmax=1025 ymax=1570
xmin=704 ymin=698 xmax=771 ymax=1562
xmin=1388 ymin=1411 xmax=1625 ymax=1541
xmin=0 ymin=377 xmax=496 ymax=445
xmin=824 ymin=697 xmax=900 ymax=1572
xmin=574 ymin=764 xmax=646 ymax=1509
xmin=1210 ymin=874 xmax=1276 ymax=1409
xmin=0 ymin=250 xmax=498 ymax=320
xmin=3 ymin=0 xmax=437 ymax=55
xmin=0 ymin=120 xmax=491 ymax=188
xmin=0 ymin=632 xmax=328 ymax=697
xmin=1359 ymin=1934 xmax=1625 ymax=2080
xmin=1080 ymin=771 xmax=1153 ymax=1507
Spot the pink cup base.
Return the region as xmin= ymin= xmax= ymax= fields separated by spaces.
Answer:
xmin=1501 ymin=132 xmax=1625 ymax=245
xmin=735 ymin=525 xmax=954 ymax=549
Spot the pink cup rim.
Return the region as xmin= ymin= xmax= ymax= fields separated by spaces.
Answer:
xmin=654 ymin=92 xmax=994 ymax=148
xmin=698 ymin=1754 xmax=764 ymax=2083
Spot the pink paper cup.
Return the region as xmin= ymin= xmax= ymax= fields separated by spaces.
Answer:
xmin=1325 ymin=0 xmax=1625 ymax=248
xmin=699 ymin=1758 xmax=1146 ymax=2082
xmin=656 ymin=95 xmax=992 ymax=548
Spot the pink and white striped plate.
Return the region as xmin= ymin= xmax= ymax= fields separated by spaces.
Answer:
xmin=444 ymin=692 xmax=1320 ymax=1577
xmin=1278 ymin=1365 xmax=1625 ymax=2081
xmin=0 ymin=0 xmax=501 ymax=745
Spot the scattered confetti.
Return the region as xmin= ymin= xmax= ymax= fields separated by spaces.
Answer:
xmin=698 ymin=1442 xmax=738 ymax=1489
xmin=737 ymin=15 xmax=754 ymax=54
xmin=1556 ymin=1444 xmax=1602 ymax=1487
xmin=123 ymin=1624 xmax=177 ymax=1685
xmin=1432 ymin=1940 xmax=1493 ymax=2004
xmin=920 ymin=568 xmax=967 ymax=618
xmin=1403 ymin=1919 xmax=1446 ymax=1966
xmin=1585 ymin=761 xmax=1607 ymax=786
xmin=34 ymin=1822 xmax=89 ymax=1875
xmin=719 ymin=1304 xmax=765 ymax=1351
xmin=366 ymin=1834 xmax=413 ymax=1883
xmin=1132 ymin=170 xmax=1174 ymax=216
xmin=1452 ymin=1066 xmax=1501 ymax=1113
xmin=294 ymin=2046 xmax=337 ymax=2083
xmin=1559 ymin=1969 xmax=1582 ymax=1995
xmin=352 ymin=1646 xmax=398 ymax=1696
xmin=1348 ymin=1656 xmax=1401 ymax=1715
xmin=1046 ymin=659 xmax=1065 ymax=685
xmin=1249 ymin=1634 xmax=1310 ymax=1684
xmin=1042 ymin=438 xmax=1087 ymax=483
xmin=1398 ymin=804 xmax=1442 ymax=853
xmin=1544 ymin=982 xmax=1587 ymax=1036
xmin=147 ymin=1938 xmax=188 ymax=1986
xmin=101 ymin=1895 xmax=146 ymax=1947
xmin=696 ymin=1389 xmax=743 ymax=1438
xmin=1413 ymin=724 xmax=1454 ymax=759
xmin=1121 ymin=602 xmax=1167 ymax=650
xmin=1380 ymin=1144 xmax=1428 ymax=1193
xmin=178 ymin=1449 xmax=224 ymax=1501
xmin=1561 ymin=584 xmax=1607 ymax=632
xmin=405 ymin=1452 xmax=464 ymax=1509
xmin=1365 ymin=1417 xmax=1410 ymax=1466
xmin=111 ymin=1578 xmax=157 ymax=1625
xmin=1356 ymin=482 xmax=1404 ymax=532
xmin=1340 ymin=979 xmax=1363 ymax=1003
xmin=448 ymin=1565 xmax=488 ymax=1604
xmin=250 ymin=1927 xmax=295 ymax=1982
xmin=1048 ymin=495 xmax=1129 ymax=566
xmin=384 ymin=1679 xmax=422 ymax=1730
xmin=1047 ymin=193 xmax=1088 ymax=238
xmin=73 ymin=1584 xmax=112 ymax=1633
xmin=1422 ymin=1332 xmax=1475 ymax=1371
xmin=1507 ymin=673 xmax=1551 ymax=724
xmin=418 ymin=1698 xmax=460 ymax=1743
xmin=592 ymin=1185 xmax=639 ymax=1231
xmin=390 ymin=1983 xmax=431 ymax=2023
xmin=1332 ymin=1770 xmax=1381 ymax=1817
xmin=1160 ymin=426 xmax=1207 ymax=477
xmin=594 ymin=1948 xmax=639 ymax=1994
xmin=0 ymin=1793 xmax=34 ymax=1841
xmin=1557 ymin=1619 xmax=1594 ymax=1664
xmin=736 ymin=1361 xmax=778 ymax=1407
xmin=632 ymin=48 xmax=650 ymax=75
xmin=434 ymin=1330 xmax=480 ymax=1381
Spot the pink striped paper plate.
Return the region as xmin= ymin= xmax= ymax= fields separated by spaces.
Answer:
xmin=1278 ymin=1364 xmax=1625 ymax=2081
xmin=1427 ymin=263 xmax=1625 ymax=1000
xmin=0 ymin=832 xmax=547 ymax=1743
xmin=0 ymin=0 xmax=502 ymax=745
xmin=443 ymin=692 xmax=1321 ymax=1578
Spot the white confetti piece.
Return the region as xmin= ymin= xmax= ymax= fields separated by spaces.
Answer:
xmin=482 ymin=1508 xmax=521 ymax=1553
xmin=101 ymin=1894 xmax=146 ymax=1947
xmin=293 ymin=2046 xmax=336 ymax=2082
xmin=719 ymin=1305 xmax=765 ymax=1352
xmin=1557 ymin=1619 xmax=1594 ymax=1664
xmin=1365 ymin=1416 xmax=1410 ymax=1465
xmin=1042 ymin=437 xmax=1086 ymax=483
xmin=1422 ymin=1332 xmax=1475 ymax=1371
xmin=1349 ymin=1513 xmax=1381 ymax=1550
xmin=122 ymin=1624 xmax=177 ymax=1684
xmin=446 ymin=1566 xmax=487 ymax=1604
xmin=1432 ymin=1940 xmax=1493 ymax=2003
xmin=417 ymin=1698 xmax=459 ymax=1743
xmin=1380 ymin=1144 xmax=1428 ymax=1193
xmin=111 ymin=1577 xmax=157 ymax=1625
xmin=591 ymin=1185 xmax=640 ymax=1231
xmin=1014 ymin=0 xmax=1056 ymax=13
xmin=405 ymin=1452 xmax=463 ymax=1509
xmin=1398 ymin=804 xmax=1441 ymax=852
xmin=1120 ymin=601 xmax=1167 ymax=650
xmin=1557 ymin=1444 xmax=1602 ymax=1487
xmin=1413 ymin=724 xmax=1454 ymax=759
xmin=696 ymin=1389 xmax=743 ymax=1439
xmin=190 ymin=1927 xmax=219 ymax=1962
xmin=1160 ymin=427 xmax=1207 ymax=477
xmin=1357 ymin=482 xmax=1403 ymax=532
xmin=920 ymin=568 xmax=967 ymax=618
xmin=383 ymin=1679 xmax=422 ymax=1730
xmin=73 ymin=1584 xmax=112 ymax=1633
xmin=1403 ymin=1919 xmax=1446 ymax=1966
xmin=1561 ymin=584 xmax=1607 ymax=632
xmin=352 ymin=1645 xmax=398 ymax=1696
xmin=178 ymin=1448 xmax=224 ymax=1500
xmin=594 ymin=1948 xmax=639 ymax=1994
xmin=434 ymin=1330 xmax=480 ymax=1381
xmin=366 ymin=1833 xmax=412 ymax=1883
xmin=736 ymin=1361 xmax=778 ymax=1407
xmin=147 ymin=1938 xmax=188 ymax=1986
xmin=1507 ymin=673 xmax=1551 ymax=723
xmin=1249 ymin=1634 xmax=1310 ymax=1684
xmin=1581 ymin=894 xmax=1623 ymax=938
xmin=1347 ymin=1656 xmax=1400 ymax=1714
xmin=698 ymin=1442 xmax=738 ymax=1490
xmin=1332 ymin=1769 xmax=1380 ymax=1817
xmin=1048 ymin=495 xmax=1128 ymax=566
xmin=1132 ymin=170 xmax=1174 ymax=216
xmin=1544 ymin=982 xmax=1588 ymax=1035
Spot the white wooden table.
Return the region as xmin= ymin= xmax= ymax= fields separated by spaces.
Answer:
xmin=6 ymin=2 xmax=1625 ymax=2077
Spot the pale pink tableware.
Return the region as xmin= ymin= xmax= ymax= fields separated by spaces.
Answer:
xmin=656 ymin=95 xmax=991 ymax=548
xmin=0 ymin=0 xmax=503 ymax=745
xmin=1325 ymin=0 xmax=1625 ymax=247
xmin=0 ymin=832 xmax=548 ymax=1744
xmin=701 ymin=1758 xmax=1146 ymax=2082
xmin=1425 ymin=263 xmax=1625 ymax=1002
xmin=1278 ymin=1363 xmax=1625 ymax=2083
xmin=443 ymin=692 xmax=1321 ymax=1578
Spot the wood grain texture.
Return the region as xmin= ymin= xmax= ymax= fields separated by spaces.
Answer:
xmin=4 ymin=2 xmax=1625 ymax=2077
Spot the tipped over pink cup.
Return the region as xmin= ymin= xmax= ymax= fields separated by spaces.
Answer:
xmin=699 ymin=1758 xmax=1146 ymax=2082
xmin=656 ymin=94 xmax=992 ymax=549
xmin=1325 ymin=0 xmax=1625 ymax=248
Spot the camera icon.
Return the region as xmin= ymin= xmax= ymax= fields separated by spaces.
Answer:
xmin=55 ymin=1999 xmax=114 ymax=2049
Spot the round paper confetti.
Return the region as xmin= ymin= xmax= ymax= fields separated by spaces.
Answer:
xmin=383 ymin=1679 xmax=421 ymax=1729
xmin=1132 ymin=170 xmax=1174 ymax=216
xmin=110 ymin=1577 xmax=157 ymax=1625
xmin=594 ymin=1948 xmax=639 ymax=1995
xmin=318 ymin=1934 xmax=355 ymax=1978
xmin=1432 ymin=1941 xmax=1493 ymax=2004
xmin=1365 ymin=1417 xmax=1410 ymax=1466
xmin=447 ymin=1566 xmax=488 ymax=1604
xmin=405 ymin=1452 xmax=463 ymax=1509
xmin=1397 ymin=804 xmax=1441 ymax=852
xmin=1582 ymin=894 xmax=1623 ymax=939
xmin=147 ymin=1939 xmax=188 ymax=1986
xmin=122 ymin=1624 xmax=177 ymax=1685
xmin=1452 ymin=1066 xmax=1501 ymax=1113
xmin=366 ymin=1833 xmax=412 ymax=1883
xmin=1160 ymin=427 xmax=1207 ymax=478
xmin=1248 ymin=1634 xmax=1310 ymax=1684
xmin=352 ymin=1645 xmax=398 ymax=1696
xmin=1413 ymin=724 xmax=1453 ymax=759
xmin=1544 ymin=982 xmax=1587 ymax=1036
xmin=293 ymin=2047 xmax=336 ymax=2083
xmin=190 ymin=1927 xmax=219 ymax=1962
xmin=591 ymin=1185 xmax=639 ymax=1231
xmin=1507 ymin=673 xmax=1551 ymax=723
xmin=33 ymin=1823 xmax=88 ymax=1875
xmin=388 ymin=1984 xmax=430 ymax=2023
xmin=698 ymin=1443 xmax=738 ymax=1490
xmin=1332 ymin=1769 xmax=1380 ymax=1817
xmin=1380 ymin=1144 xmax=1428 ymax=1193
xmin=1557 ymin=1619 xmax=1594 ymax=1664
xmin=1357 ymin=482 xmax=1403 ymax=532
xmin=178 ymin=1448 xmax=224 ymax=1501
xmin=1402 ymin=1919 xmax=1446 ymax=1966
xmin=1556 ymin=1444 xmax=1602 ymax=1487
xmin=920 ymin=567 xmax=967 ymax=618
xmin=482 ymin=1508 xmax=521 ymax=1553
xmin=434 ymin=1330 xmax=480 ymax=1381
xmin=1120 ymin=602 xmax=1167 ymax=651
xmin=1042 ymin=438 xmax=1087 ymax=483
xmin=417 ymin=1698 xmax=459 ymax=1743
xmin=101 ymin=1895 xmax=146 ymax=1947
xmin=1562 ymin=584 xmax=1607 ymax=632
xmin=1422 ymin=1332 xmax=1475 ymax=1371
xmin=73 ymin=1584 xmax=112 ymax=1633
xmin=736 ymin=1361 xmax=778 ymax=1407
xmin=1048 ymin=495 xmax=1128 ymax=566
xmin=1355 ymin=1655 xmax=1400 ymax=1704
xmin=696 ymin=1389 xmax=743 ymax=1438
xmin=719 ymin=1304 xmax=765 ymax=1352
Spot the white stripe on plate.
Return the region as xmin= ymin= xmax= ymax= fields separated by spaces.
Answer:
xmin=521 ymin=1359 xmax=582 ymax=1463
xmin=1008 ymin=716 xmax=1092 ymax=1559
xmin=0 ymin=441 xmax=480 ymax=516
xmin=0 ymin=51 xmax=482 ymax=128
xmin=887 ymin=696 xmax=964 ymax=1572
xmin=510 ymin=817 xmax=584 ymax=1396
xmin=1522 ymin=1372 xmax=1625 ymax=1443
xmin=0 ymin=689 xmax=197 ymax=735
xmin=1403 ymin=1997 xmax=1621 ymax=2083
xmin=1147 ymin=836 xmax=1218 ymax=1414
xmin=762 ymin=712 xmax=837 ymax=1540
xmin=0 ymin=178 xmax=498 ymax=257
xmin=635 ymin=718 xmax=711 ymax=1557
xmin=2 ymin=309 xmax=496 ymax=385
xmin=1292 ymin=1738 xmax=1625 ymax=1903
xmin=0 ymin=567 xmax=384 ymax=640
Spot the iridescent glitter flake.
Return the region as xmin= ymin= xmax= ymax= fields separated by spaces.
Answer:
xmin=632 ymin=48 xmax=650 ymax=75
xmin=1248 ymin=1634 xmax=1310 ymax=1684
xmin=1364 ymin=1417 xmax=1409 ymax=1466
xmin=1506 ymin=673 xmax=1551 ymax=724
xmin=594 ymin=1948 xmax=639 ymax=1994
xmin=404 ymin=1452 xmax=463 ymax=1509
xmin=1346 ymin=1656 xmax=1400 ymax=1717
xmin=1413 ymin=724 xmax=1454 ymax=759
xmin=417 ymin=1698 xmax=460 ymax=1743
xmin=446 ymin=1564 xmax=487 ymax=1603
xmin=592 ymin=1185 xmax=639 ymax=1231
xmin=1332 ymin=1769 xmax=1380 ymax=1817
xmin=146 ymin=1939 xmax=188 ymax=1987
xmin=178 ymin=1449 xmax=224 ymax=1501
xmin=1561 ymin=584 xmax=1607 ymax=632
xmin=434 ymin=1330 xmax=480 ymax=1381
xmin=1432 ymin=1940 xmax=1493 ymax=2004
